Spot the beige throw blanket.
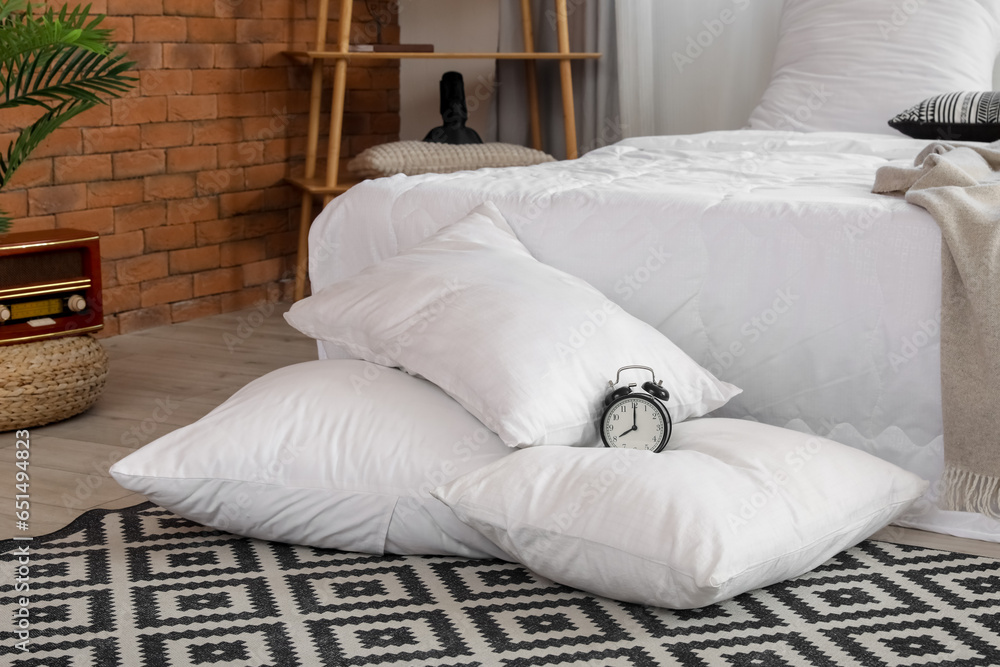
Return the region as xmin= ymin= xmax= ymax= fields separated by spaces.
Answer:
xmin=873 ymin=141 xmax=1000 ymax=519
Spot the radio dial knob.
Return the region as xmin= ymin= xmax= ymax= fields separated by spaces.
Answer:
xmin=67 ymin=295 xmax=87 ymax=313
xmin=0 ymin=304 xmax=9 ymax=322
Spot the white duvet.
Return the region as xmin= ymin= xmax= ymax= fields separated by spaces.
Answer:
xmin=308 ymin=129 xmax=1000 ymax=543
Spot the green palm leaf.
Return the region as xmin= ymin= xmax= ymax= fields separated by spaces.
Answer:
xmin=0 ymin=0 xmax=136 ymax=233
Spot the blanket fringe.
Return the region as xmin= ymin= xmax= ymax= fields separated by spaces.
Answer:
xmin=940 ymin=465 xmax=1000 ymax=519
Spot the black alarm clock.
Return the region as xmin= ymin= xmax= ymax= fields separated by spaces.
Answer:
xmin=600 ymin=365 xmax=672 ymax=453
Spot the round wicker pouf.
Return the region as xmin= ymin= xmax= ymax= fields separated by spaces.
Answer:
xmin=0 ymin=335 xmax=109 ymax=432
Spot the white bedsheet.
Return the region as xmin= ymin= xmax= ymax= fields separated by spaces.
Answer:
xmin=308 ymin=129 xmax=1000 ymax=543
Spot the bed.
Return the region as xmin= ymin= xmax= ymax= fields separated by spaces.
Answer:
xmin=298 ymin=0 xmax=1000 ymax=545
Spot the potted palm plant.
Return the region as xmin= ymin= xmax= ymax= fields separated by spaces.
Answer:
xmin=0 ymin=0 xmax=136 ymax=233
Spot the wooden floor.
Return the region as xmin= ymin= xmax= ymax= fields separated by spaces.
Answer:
xmin=2 ymin=304 xmax=999 ymax=559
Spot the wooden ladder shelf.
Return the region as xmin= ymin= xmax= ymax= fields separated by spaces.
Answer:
xmin=287 ymin=0 xmax=600 ymax=300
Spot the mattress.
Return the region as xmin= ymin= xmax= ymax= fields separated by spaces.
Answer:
xmin=308 ymin=129 xmax=1000 ymax=543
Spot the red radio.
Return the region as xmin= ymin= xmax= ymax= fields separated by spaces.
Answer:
xmin=0 ymin=229 xmax=104 ymax=345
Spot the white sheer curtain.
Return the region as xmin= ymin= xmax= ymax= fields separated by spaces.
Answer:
xmin=494 ymin=0 xmax=621 ymax=158
xmin=616 ymin=0 xmax=784 ymax=137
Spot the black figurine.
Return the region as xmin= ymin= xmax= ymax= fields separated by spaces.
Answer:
xmin=423 ymin=71 xmax=483 ymax=145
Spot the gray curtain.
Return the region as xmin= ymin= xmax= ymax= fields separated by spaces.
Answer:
xmin=494 ymin=0 xmax=620 ymax=159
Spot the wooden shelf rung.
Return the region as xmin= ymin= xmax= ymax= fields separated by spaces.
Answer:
xmin=284 ymin=50 xmax=602 ymax=61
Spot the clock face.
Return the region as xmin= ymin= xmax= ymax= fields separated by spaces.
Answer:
xmin=601 ymin=395 xmax=670 ymax=452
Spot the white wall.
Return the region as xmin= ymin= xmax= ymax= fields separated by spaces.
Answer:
xmin=398 ymin=0 xmax=501 ymax=141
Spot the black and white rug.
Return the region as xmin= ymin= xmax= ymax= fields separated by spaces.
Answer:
xmin=2 ymin=503 xmax=999 ymax=666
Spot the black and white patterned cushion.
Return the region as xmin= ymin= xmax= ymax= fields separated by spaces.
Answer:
xmin=889 ymin=91 xmax=1000 ymax=141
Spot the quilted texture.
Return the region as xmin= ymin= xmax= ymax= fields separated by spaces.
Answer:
xmin=348 ymin=140 xmax=556 ymax=177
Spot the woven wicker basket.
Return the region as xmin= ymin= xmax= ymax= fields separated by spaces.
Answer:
xmin=0 ymin=335 xmax=109 ymax=432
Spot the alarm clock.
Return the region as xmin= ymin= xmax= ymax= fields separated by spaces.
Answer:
xmin=600 ymin=365 xmax=672 ymax=453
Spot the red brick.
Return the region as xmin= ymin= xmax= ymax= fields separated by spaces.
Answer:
xmin=54 ymin=155 xmax=113 ymax=184
xmin=140 ymin=122 xmax=194 ymax=149
xmin=95 ymin=315 xmax=119 ymax=338
xmin=244 ymin=162 xmax=287 ymax=189
xmin=214 ymin=43 xmax=263 ymax=68
xmin=116 ymin=202 xmax=166 ymax=233
xmin=187 ymin=17 xmax=236 ymax=42
xmin=265 ymin=230 xmax=297 ymax=258
xmin=7 ymin=216 xmax=56 ymax=234
xmin=265 ymin=90 xmax=309 ymax=115
xmin=197 ymin=168 xmax=245 ymax=195
xmin=121 ymin=43 xmax=163 ymax=70
xmin=168 ymin=95 xmax=218 ymax=121
xmin=27 ymin=183 xmax=88 ymax=216
xmin=220 ymin=238 xmax=265 ymax=267
xmin=55 ymin=207 xmax=115 ymax=235
xmin=164 ymin=43 xmax=215 ymax=69
xmin=82 ymin=125 xmax=141 ymax=153
xmin=169 ymin=245 xmax=220 ymax=273
xmin=141 ymin=275 xmax=193 ymax=307
xmin=236 ymin=18 xmax=287 ymax=43
xmin=108 ymin=0 xmax=162 ymax=15
xmin=196 ymin=218 xmax=243 ymax=245
xmin=63 ymin=104 xmax=113 ymax=128
xmin=100 ymin=261 xmax=118 ymax=288
xmin=243 ymin=208 xmax=292 ymax=236
xmin=191 ymin=69 xmax=242 ymax=95
xmin=219 ymin=141 xmax=265 ymax=167
xmin=347 ymin=90 xmax=388 ymax=113
xmin=193 ymin=267 xmax=243 ymax=296
xmin=113 ymin=149 xmax=166 ymax=179
xmin=117 ymin=252 xmax=168 ymax=284
xmin=171 ymin=295 xmax=221 ymax=323
xmin=0 ymin=191 xmax=27 ymax=219
xmin=103 ymin=16 xmax=134 ymax=43
xmin=216 ymin=0 xmax=261 ymax=18
xmin=145 ymin=173 xmax=198 ymax=200
xmin=167 ymin=145 xmax=218 ymax=173
xmin=118 ymin=305 xmax=172 ymax=334
xmin=140 ymin=70 xmax=193 ymax=96
xmin=33 ymin=128 xmax=82 ymax=158
xmin=193 ymin=119 xmax=242 ymax=145
xmin=242 ymin=68 xmax=289 ymax=92
xmin=134 ymin=16 xmax=186 ymax=42
xmin=163 ymin=0 xmax=214 ymax=16
xmin=221 ymin=286 xmax=269 ymax=312
xmin=167 ymin=196 xmax=219 ymax=225
xmin=7 ymin=159 xmax=52 ymax=189
xmin=0 ymin=105 xmax=40 ymax=133
xmin=88 ymin=180 xmax=145 ymax=208
xmin=100 ymin=232 xmax=145 ymax=260
xmin=112 ymin=96 xmax=167 ymax=125
xmin=145 ymin=223 xmax=195 ymax=251
xmin=217 ymin=93 xmax=266 ymax=118
xmin=242 ymin=257 xmax=282 ymax=286
xmin=102 ymin=285 xmax=141 ymax=314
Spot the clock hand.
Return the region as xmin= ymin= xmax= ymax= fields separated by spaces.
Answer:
xmin=632 ymin=404 xmax=637 ymax=430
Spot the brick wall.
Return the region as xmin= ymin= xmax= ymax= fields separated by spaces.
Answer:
xmin=0 ymin=0 xmax=400 ymax=336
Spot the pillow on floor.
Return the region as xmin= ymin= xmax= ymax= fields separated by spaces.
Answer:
xmin=888 ymin=91 xmax=1000 ymax=141
xmin=284 ymin=202 xmax=740 ymax=448
xmin=433 ymin=418 xmax=928 ymax=609
xmin=348 ymin=140 xmax=555 ymax=178
xmin=747 ymin=0 xmax=1000 ymax=134
xmin=110 ymin=360 xmax=512 ymax=560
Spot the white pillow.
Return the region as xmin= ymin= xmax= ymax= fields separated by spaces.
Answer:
xmin=284 ymin=202 xmax=740 ymax=448
xmin=110 ymin=360 xmax=513 ymax=560
xmin=433 ymin=418 xmax=928 ymax=609
xmin=748 ymin=0 xmax=1000 ymax=135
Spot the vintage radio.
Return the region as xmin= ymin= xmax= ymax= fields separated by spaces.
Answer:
xmin=0 ymin=229 xmax=103 ymax=345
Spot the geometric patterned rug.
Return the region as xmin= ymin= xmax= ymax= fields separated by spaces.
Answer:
xmin=2 ymin=503 xmax=999 ymax=666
